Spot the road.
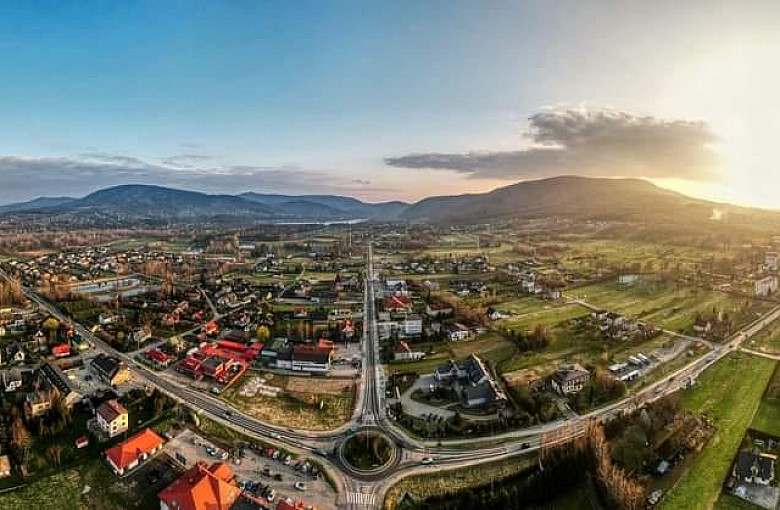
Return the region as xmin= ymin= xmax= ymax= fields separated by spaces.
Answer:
xmin=5 ymin=251 xmax=780 ymax=510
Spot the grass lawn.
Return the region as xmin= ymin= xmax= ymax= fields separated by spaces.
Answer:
xmin=744 ymin=315 xmax=780 ymax=355
xmin=712 ymin=492 xmax=762 ymax=510
xmin=569 ymin=282 xmax=763 ymax=333
xmin=222 ymin=376 xmax=355 ymax=431
xmin=658 ymin=353 xmax=777 ymax=510
xmin=496 ymin=299 xmax=588 ymax=332
xmin=749 ymin=363 xmax=780 ymax=437
xmin=387 ymin=332 xmax=518 ymax=375
xmin=383 ymin=453 xmax=538 ymax=510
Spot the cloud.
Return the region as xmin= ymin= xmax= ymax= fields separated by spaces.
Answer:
xmin=385 ymin=107 xmax=721 ymax=181
xmin=0 ymin=154 xmax=387 ymax=204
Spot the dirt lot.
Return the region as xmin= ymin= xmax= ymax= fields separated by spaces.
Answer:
xmin=166 ymin=429 xmax=336 ymax=509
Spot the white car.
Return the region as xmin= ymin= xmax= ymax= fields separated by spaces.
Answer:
xmin=295 ymin=482 xmax=307 ymax=491
xmin=420 ymin=457 xmax=435 ymax=465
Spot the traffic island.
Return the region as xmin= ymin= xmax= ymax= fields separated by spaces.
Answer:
xmin=338 ymin=428 xmax=400 ymax=480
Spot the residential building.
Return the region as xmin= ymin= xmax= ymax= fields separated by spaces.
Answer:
xmin=40 ymin=363 xmax=81 ymax=408
xmin=447 ymin=323 xmax=472 ymax=342
xmin=433 ymin=354 xmax=507 ymax=409
xmin=1 ymin=369 xmax=23 ymax=392
xmin=105 ymin=428 xmax=165 ymax=476
xmin=755 ymin=276 xmax=779 ymax=297
xmin=291 ymin=345 xmax=332 ymax=374
xmin=766 ymin=252 xmax=779 ymax=271
xmin=158 ymin=461 xmax=241 ymax=510
xmin=552 ymin=364 xmax=590 ymax=395
xmin=392 ymin=341 xmax=425 ymax=362
xmin=96 ymin=399 xmax=129 ymax=438
xmin=91 ymin=354 xmax=131 ymax=386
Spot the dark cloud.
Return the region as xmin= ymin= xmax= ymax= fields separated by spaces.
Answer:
xmin=0 ymin=155 xmax=387 ymax=204
xmin=385 ymin=107 xmax=721 ymax=181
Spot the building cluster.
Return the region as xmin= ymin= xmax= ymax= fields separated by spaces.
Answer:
xmin=380 ymin=255 xmax=493 ymax=276
xmin=2 ymin=247 xmax=190 ymax=287
xmin=588 ymin=310 xmax=660 ymax=341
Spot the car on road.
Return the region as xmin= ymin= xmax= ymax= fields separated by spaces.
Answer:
xmin=421 ymin=457 xmax=435 ymax=465
xmin=295 ymin=482 xmax=307 ymax=491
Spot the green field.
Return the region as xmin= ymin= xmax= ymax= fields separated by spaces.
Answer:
xmin=744 ymin=315 xmax=780 ymax=354
xmin=387 ymin=332 xmax=518 ymax=375
xmin=659 ymin=353 xmax=777 ymax=510
xmin=495 ymin=298 xmax=588 ymax=332
xmin=749 ymin=363 xmax=780 ymax=436
xmin=569 ymin=281 xmax=766 ymax=332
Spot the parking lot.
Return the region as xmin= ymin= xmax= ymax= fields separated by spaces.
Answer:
xmin=165 ymin=429 xmax=337 ymax=509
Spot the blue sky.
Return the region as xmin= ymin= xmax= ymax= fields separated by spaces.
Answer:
xmin=1 ymin=1 xmax=780 ymax=206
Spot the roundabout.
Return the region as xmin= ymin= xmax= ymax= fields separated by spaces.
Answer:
xmin=337 ymin=427 xmax=401 ymax=480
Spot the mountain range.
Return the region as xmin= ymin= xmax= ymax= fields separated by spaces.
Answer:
xmin=0 ymin=177 xmax=775 ymax=228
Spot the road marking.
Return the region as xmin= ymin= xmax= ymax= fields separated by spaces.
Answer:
xmin=347 ymin=492 xmax=376 ymax=506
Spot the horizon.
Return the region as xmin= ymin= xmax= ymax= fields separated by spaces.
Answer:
xmin=5 ymin=175 xmax=776 ymax=212
xmin=1 ymin=1 xmax=779 ymax=208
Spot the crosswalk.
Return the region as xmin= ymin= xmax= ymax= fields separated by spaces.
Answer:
xmin=347 ymin=492 xmax=376 ymax=506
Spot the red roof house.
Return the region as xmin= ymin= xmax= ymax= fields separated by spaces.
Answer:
xmin=105 ymin=428 xmax=164 ymax=476
xmin=52 ymin=343 xmax=71 ymax=358
xmin=158 ymin=461 xmax=241 ymax=510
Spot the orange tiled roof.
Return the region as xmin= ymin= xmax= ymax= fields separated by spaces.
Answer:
xmin=105 ymin=428 xmax=164 ymax=470
xmin=158 ymin=461 xmax=241 ymax=510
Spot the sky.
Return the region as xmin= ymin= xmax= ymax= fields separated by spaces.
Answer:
xmin=1 ymin=0 xmax=779 ymax=207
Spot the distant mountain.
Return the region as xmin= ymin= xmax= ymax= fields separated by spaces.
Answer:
xmin=68 ymin=184 xmax=274 ymax=219
xmin=0 ymin=185 xmax=408 ymax=223
xmin=240 ymin=192 xmax=409 ymax=219
xmin=3 ymin=177 xmax=775 ymax=228
xmin=0 ymin=196 xmax=76 ymax=214
xmin=402 ymin=176 xmax=731 ymax=224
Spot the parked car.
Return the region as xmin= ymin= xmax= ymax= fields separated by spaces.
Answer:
xmin=295 ymin=482 xmax=307 ymax=491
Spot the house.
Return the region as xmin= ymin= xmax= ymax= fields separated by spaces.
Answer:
xmin=91 ymin=354 xmax=131 ymax=386
xmin=146 ymin=349 xmax=174 ymax=368
xmin=693 ymin=318 xmax=712 ymax=334
xmin=105 ymin=428 xmax=165 ymax=476
xmin=383 ymin=295 xmax=413 ymax=312
xmin=425 ymin=303 xmax=453 ymax=318
xmin=618 ymin=274 xmax=640 ymax=286
xmin=25 ymin=389 xmax=57 ymax=418
xmin=75 ymin=436 xmax=90 ymax=449
xmin=755 ymin=276 xmax=779 ymax=297
xmin=131 ymin=325 xmax=152 ymax=346
xmin=766 ymin=252 xmax=779 ymax=271
xmin=733 ymin=450 xmax=776 ymax=486
xmin=291 ymin=345 xmax=332 ymax=374
xmin=552 ymin=364 xmax=590 ymax=395
xmin=392 ymin=341 xmax=425 ymax=362
xmin=6 ymin=343 xmax=26 ymax=364
xmin=40 ymin=363 xmax=81 ymax=408
xmin=1 ymin=369 xmax=23 ymax=392
xmin=433 ymin=355 xmax=507 ymax=409
xmin=96 ymin=399 xmax=129 ymax=438
xmin=158 ymin=461 xmax=241 ymax=510
xmin=0 ymin=455 xmax=10 ymax=478
xmin=52 ymin=343 xmax=71 ymax=358
xmin=447 ymin=323 xmax=472 ymax=342
xmin=399 ymin=314 xmax=423 ymax=337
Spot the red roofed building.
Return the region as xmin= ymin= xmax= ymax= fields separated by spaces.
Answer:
xmin=147 ymin=349 xmax=174 ymax=367
xmin=158 ymin=461 xmax=241 ymax=510
xmin=105 ymin=428 xmax=164 ymax=476
xmin=52 ymin=343 xmax=71 ymax=358
xmin=276 ymin=500 xmax=306 ymax=510
xmin=382 ymin=295 xmax=412 ymax=311
xmin=204 ymin=321 xmax=219 ymax=336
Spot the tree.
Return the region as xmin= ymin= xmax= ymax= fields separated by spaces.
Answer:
xmin=43 ymin=317 xmax=60 ymax=342
xmin=256 ymin=325 xmax=270 ymax=342
xmin=46 ymin=444 xmax=63 ymax=466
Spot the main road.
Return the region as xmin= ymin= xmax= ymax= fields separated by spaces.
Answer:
xmin=4 ymin=245 xmax=780 ymax=509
